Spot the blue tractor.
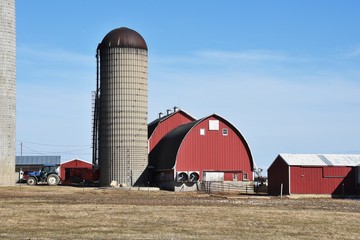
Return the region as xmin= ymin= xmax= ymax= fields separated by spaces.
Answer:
xmin=26 ymin=164 xmax=60 ymax=186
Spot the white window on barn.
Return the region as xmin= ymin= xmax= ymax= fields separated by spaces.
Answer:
xmin=243 ymin=172 xmax=248 ymax=181
xmin=222 ymin=128 xmax=228 ymax=136
xmin=209 ymin=120 xmax=219 ymax=131
xmin=233 ymin=173 xmax=238 ymax=181
xmin=200 ymin=128 xmax=206 ymax=136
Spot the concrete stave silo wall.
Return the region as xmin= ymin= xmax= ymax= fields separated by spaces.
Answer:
xmin=0 ymin=0 xmax=16 ymax=186
xmin=98 ymin=47 xmax=148 ymax=186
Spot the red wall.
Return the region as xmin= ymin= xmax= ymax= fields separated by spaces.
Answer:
xmin=268 ymin=156 xmax=290 ymax=195
xmin=290 ymin=166 xmax=355 ymax=195
xmin=149 ymin=112 xmax=194 ymax=152
xmin=176 ymin=116 xmax=253 ymax=181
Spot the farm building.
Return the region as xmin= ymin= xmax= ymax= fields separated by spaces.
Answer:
xmin=60 ymin=159 xmax=98 ymax=184
xmin=148 ymin=107 xmax=195 ymax=152
xmin=268 ymin=154 xmax=360 ymax=195
xmin=148 ymin=111 xmax=254 ymax=191
xmin=16 ymin=156 xmax=61 ymax=173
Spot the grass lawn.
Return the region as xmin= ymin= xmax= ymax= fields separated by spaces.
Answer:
xmin=0 ymin=185 xmax=359 ymax=239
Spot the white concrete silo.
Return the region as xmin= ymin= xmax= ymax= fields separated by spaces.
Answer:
xmin=93 ymin=27 xmax=148 ymax=186
xmin=0 ymin=0 xmax=16 ymax=186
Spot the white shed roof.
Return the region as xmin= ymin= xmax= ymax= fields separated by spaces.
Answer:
xmin=279 ymin=154 xmax=360 ymax=167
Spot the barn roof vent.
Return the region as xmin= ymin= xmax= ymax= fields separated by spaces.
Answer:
xmin=174 ymin=106 xmax=179 ymax=112
xmin=159 ymin=112 xmax=163 ymax=118
xmin=167 ymin=109 xmax=172 ymax=115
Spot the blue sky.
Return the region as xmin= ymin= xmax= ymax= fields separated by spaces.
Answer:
xmin=16 ymin=1 xmax=360 ymax=172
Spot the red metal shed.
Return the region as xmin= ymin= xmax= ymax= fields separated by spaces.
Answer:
xmin=60 ymin=159 xmax=94 ymax=184
xmin=149 ymin=114 xmax=254 ymax=191
xmin=148 ymin=108 xmax=195 ymax=152
xmin=268 ymin=154 xmax=360 ymax=195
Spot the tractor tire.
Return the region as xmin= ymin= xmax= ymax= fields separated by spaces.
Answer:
xmin=27 ymin=177 xmax=37 ymax=186
xmin=47 ymin=174 xmax=60 ymax=186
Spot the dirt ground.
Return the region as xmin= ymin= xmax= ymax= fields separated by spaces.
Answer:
xmin=0 ymin=185 xmax=359 ymax=240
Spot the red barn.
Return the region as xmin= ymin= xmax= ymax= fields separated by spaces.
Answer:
xmin=60 ymin=159 xmax=97 ymax=184
xmin=148 ymin=108 xmax=195 ymax=152
xmin=268 ymin=154 xmax=360 ymax=195
xmin=148 ymin=113 xmax=254 ymax=191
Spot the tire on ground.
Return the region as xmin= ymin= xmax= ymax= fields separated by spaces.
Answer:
xmin=47 ymin=174 xmax=60 ymax=186
xmin=27 ymin=177 xmax=37 ymax=186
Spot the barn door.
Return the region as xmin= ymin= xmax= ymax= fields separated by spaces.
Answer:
xmin=203 ymin=172 xmax=224 ymax=182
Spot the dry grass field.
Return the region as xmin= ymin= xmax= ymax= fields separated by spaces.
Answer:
xmin=0 ymin=185 xmax=359 ymax=240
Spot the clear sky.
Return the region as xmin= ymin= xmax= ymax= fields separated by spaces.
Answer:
xmin=16 ymin=0 xmax=360 ymax=172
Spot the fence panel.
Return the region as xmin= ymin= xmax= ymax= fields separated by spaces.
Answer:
xmin=198 ymin=181 xmax=256 ymax=195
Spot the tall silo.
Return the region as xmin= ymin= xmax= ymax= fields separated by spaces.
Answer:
xmin=93 ymin=27 xmax=148 ymax=186
xmin=0 ymin=0 xmax=16 ymax=186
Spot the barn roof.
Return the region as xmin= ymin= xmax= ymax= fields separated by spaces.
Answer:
xmin=16 ymin=156 xmax=61 ymax=165
xmin=149 ymin=114 xmax=254 ymax=170
xmin=148 ymin=109 xmax=195 ymax=139
xmin=61 ymin=158 xmax=91 ymax=165
xmin=149 ymin=120 xmax=198 ymax=169
xmin=279 ymin=154 xmax=360 ymax=167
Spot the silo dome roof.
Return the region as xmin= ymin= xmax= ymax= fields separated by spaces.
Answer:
xmin=98 ymin=27 xmax=147 ymax=50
